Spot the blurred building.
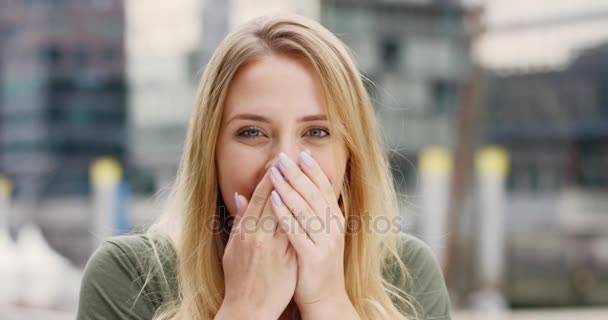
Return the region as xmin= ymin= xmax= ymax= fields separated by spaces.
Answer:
xmin=231 ymin=0 xmax=320 ymax=25
xmin=0 ymin=1 xmax=126 ymax=200
xmin=200 ymin=0 xmax=231 ymax=69
xmin=483 ymin=46 xmax=608 ymax=190
xmin=481 ymin=39 xmax=608 ymax=309
xmin=125 ymin=0 xmax=203 ymax=193
xmin=482 ymin=42 xmax=608 ymax=228
xmin=321 ymin=0 xmax=475 ymax=191
xmin=477 ymin=0 xmax=608 ymax=70
xmin=470 ymin=1 xmax=608 ymax=307
xmin=0 ymin=4 xmax=8 ymax=173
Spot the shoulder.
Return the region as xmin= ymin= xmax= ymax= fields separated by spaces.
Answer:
xmin=77 ymin=234 xmax=177 ymax=320
xmin=83 ymin=234 xmax=173 ymax=281
xmin=393 ymin=233 xmax=452 ymax=319
xmin=99 ymin=234 xmax=175 ymax=267
xmin=396 ymin=233 xmax=442 ymax=277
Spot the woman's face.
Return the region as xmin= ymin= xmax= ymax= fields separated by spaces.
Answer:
xmin=216 ymin=53 xmax=348 ymax=217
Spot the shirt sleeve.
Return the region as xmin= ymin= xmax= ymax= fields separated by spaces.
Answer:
xmin=398 ymin=233 xmax=451 ymax=320
xmin=77 ymin=236 xmax=160 ymax=320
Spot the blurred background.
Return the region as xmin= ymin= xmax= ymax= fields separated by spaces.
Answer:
xmin=1 ymin=0 xmax=607 ymax=319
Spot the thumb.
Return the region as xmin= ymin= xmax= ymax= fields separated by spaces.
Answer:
xmin=233 ymin=192 xmax=248 ymax=225
xmin=228 ymin=192 xmax=245 ymax=241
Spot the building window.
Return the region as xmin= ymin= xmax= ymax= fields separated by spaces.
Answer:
xmin=92 ymin=0 xmax=113 ymax=11
xmin=599 ymin=74 xmax=608 ymax=116
xmin=381 ymin=38 xmax=400 ymax=71
xmin=432 ymin=81 xmax=457 ymax=114
xmin=41 ymin=45 xmax=62 ymax=66
xmin=187 ymin=49 xmax=201 ymax=83
xmin=103 ymin=48 xmax=117 ymax=63
xmin=75 ymin=48 xmax=89 ymax=67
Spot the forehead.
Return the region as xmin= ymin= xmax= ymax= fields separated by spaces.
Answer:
xmin=223 ymin=53 xmax=325 ymax=118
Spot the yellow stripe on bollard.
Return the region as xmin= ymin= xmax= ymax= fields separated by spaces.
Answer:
xmin=90 ymin=157 xmax=123 ymax=187
xmin=419 ymin=146 xmax=453 ymax=176
xmin=0 ymin=176 xmax=12 ymax=199
xmin=475 ymin=146 xmax=510 ymax=178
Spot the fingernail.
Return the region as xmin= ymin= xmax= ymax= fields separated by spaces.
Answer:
xmin=299 ymin=151 xmax=314 ymax=167
xmin=271 ymin=190 xmax=282 ymax=207
xmin=272 ymin=166 xmax=284 ymax=183
xmin=279 ymin=152 xmax=292 ymax=169
xmin=234 ymin=192 xmax=240 ymax=212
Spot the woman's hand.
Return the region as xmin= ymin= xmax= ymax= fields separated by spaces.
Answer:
xmin=269 ymin=151 xmax=360 ymax=319
xmin=217 ymin=168 xmax=297 ymax=320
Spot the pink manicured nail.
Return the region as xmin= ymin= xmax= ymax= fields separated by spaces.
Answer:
xmin=271 ymin=190 xmax=282 ymax=207
xmin=279 ymin=152 xmax=292 ymax=169
xmin=299 ymin=151 xmax=314 ymax=167
xmin=272 ymin=166 xmax=284 ymax=183
xmin=234 ymin=192 xmax=240 ymax=212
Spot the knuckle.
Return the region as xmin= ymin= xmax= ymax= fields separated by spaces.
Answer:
xmin=307 ymin=189 xmax=321 ymax=201
xmin=240 ymin=216 xmax=256 ymax=230
xmin=284 ymin=188 xmax=297 ymax=201
xmin=248 ymin=236 xmax=264 ymax=250
xmin=250 ymin=192 xmax=267 ymax=206
xmin=310 ymin=251 xmax=323 ymax=264
xmin=290 ymin=169 xmax=304 ymax=182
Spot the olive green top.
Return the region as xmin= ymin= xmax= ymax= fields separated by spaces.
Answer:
xmin=77 ymin=233 xmax=451 ymax=319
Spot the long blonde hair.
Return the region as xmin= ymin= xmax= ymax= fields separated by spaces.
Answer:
xmin=145 ymin=13 xmax=417 ymax=320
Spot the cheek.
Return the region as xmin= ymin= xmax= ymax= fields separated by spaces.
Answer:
xmin=315 ymin=158 xmax=336 ymax=183
xmin=217 ymin=143 xmax=267 ymax=216
xmin=313 ymin=147 xmax=348 ymax=195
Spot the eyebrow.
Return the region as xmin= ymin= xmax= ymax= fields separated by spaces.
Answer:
xmin=227 ymin=113 xmax=327 ymax=124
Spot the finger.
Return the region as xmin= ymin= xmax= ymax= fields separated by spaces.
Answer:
xmin=295 ymin=150 xmax=339 ymax=207
xmin=231 ymin=192 xmax=247 ymax=231
xmin=270 ymin=189 xmax=314 ymax=254
xmin=295 ymin=150 xmax=344 ymax=224
xmin=255 ymin=196 xmax=278 ymax=238
xmin=271 ymin=165 xmax=323 ymax=244
xmin=228 ymin=193 xmax=247 ymax=244
xmin=277 ymin=152 xmax=339 ymax=227
xmin=233 ymin=192 xmax=245 ymax=221
xmin=243 ymin=167 xmax=274 ymax=220
xmin=232 ymin=189 xmax=265 ymax=241
xmin=270 ymin=191 xmax=289 ymax=247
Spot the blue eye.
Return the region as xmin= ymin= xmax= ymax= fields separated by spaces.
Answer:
xmin=306 ymin=127 xmax=330 ymax=138
xmin=237 ymin=126 xmax=329 ymax=139
xmin=237 ymin=127 xmax=265 ymax=138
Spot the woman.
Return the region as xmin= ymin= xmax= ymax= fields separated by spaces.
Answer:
xmin=77 ymin=13 xmax=450 ymax=320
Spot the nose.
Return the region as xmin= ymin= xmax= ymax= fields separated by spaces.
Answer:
xmin=266 ymin=138 xmax=305 ymax=170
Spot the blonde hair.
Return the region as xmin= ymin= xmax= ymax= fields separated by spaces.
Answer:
xmin=144 ymin=13 xmax=417 ymax=320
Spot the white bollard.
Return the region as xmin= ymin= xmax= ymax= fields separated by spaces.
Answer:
xmin=0 ymin=176 xmax=20 ymax=305
xmin=472 ymin=146 xmax=510 ymax=311
xmin=90 ymin=157 xmax=123 ymax=247
xmin=418 ymin=147 xmax=452 ymax=267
